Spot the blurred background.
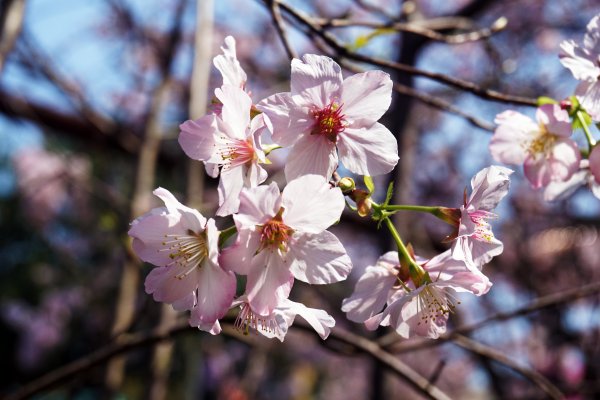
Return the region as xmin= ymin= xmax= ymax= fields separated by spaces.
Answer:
xmin=1 ymin=0 xmax=600 ymax=399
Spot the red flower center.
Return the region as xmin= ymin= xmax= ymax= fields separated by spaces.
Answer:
xmin=258 ymin=208 xmax=294 ymax=252
xmin=311 ymin=102 xmax=345 ymax=143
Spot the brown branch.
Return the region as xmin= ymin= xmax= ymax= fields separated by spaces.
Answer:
xmin=317 ymin=16 xmax=508 ymax=44
xmin=453 ymin=334 xmax=564 ymax=400
xmin=6 ymin=320 xmax=452 ymax=400
xmin=0 ymin=0 xmax=26 ymax=74
xmin=267 ymin=0 xmax=297 ymax=60
xmin=378 ymin=279 xmax=600 ymax=353
xmin=269 ymin=0 xmax=538 ymax=107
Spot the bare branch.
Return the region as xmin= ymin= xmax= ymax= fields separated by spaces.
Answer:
xmin=268 ymin=0 xmax=538 ymax=106
xmin=267 ymin=0 xmax=297 ymax=60
xmin=317 ymin=16 xmax=508 ymax=45
xmin=453 ymin=334 xmax=564 ymax=400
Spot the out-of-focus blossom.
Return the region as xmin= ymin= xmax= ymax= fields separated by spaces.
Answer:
xmin=220 ymin=175 xmax=352 ymax=316
xmin=13 ymin=148 xmax=90 ymax=227
xmin=258 ymin=54 xmax=399 ymax=181
xmin=491 ymin=105 xmax=580 ymax=188
xmin=590 ymin=144 xmax=600 ymax=184
xmin=128 ymin=188 xmax=235 ymax=334
xmin=233 ymin=297 xmax=335 ymax=341
xmin=343 ymin=250 xmax=491 ymax=339
xmin=1 ymin=288 xmax=85 ymax=369
xmin=450 ymin=166 xmax=512 ymax=270
xmin=544 ymin=159 xmax=600 ymax=201
xmin=179 ymin=85 xmax=269 ymax=216
xmin=214 ymin=36 xmax=247 ymax=90
xmin=560 ymin=14 xmax=600 ymax=120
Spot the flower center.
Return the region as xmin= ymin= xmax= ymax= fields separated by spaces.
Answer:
xmin=161 ymin=229 xmax=208 ymax=279
xmin=258 ymin=208 xmax=294 ymax=253
xmin=234 ymin=302 xmax=278 ymax=336
xmin=469 ymin=210 xmax=497 ymax=243
xmin=528 ymin=125 xmax=557 ymax=157
xmin=416 ymin=285 xmax=459 ymax=326
xmin=219 ymin=137 xmax=257 ymax=170
xmin=310 ymin=102 xmax=346 ymax=143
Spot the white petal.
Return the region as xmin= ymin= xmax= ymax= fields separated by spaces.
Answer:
xmin=559 ymin=40 xmax=600 ymax=82
xmin=256 ymin=92 xmax=313 ymax=147
xmin=341 ymin=264 xmax=397 ymax=322
xmin=287 ymin=231 xmax=352 ymax=284
xmin=215 ymin=85 xmax=252 ymax=138
xmin=235 ymin=182 xmax=281 ymax=228
xmin=246 ymin=250 xmax=294 ymax=316
xmin=216 ymin=165 xmax=245 ymax=216
xmin=291 ymin=54 xmax=343 ymax=108
xmin=467 ymin=166 xmax=513 ymax=211
xmin=213 ymin=36 xmax=247 ymax=88
xmin=276 ymin=299 xmax=335 ymax=340
xmin=178 ymin=114 xmax=220 ymax=162
xmin=191 ymin=260 xmax=236 ymax=324
xmin=219 ymin=229 xmax=261 ymax=275
xmin=284 ymin=133 xmax=338 ymax=181
xmin=282 ymin=174 xmax=344 ymax=233
xmin=337 ymin=122 xmax=399 ymax=176
xmin=341 ymin=70 xmax=392 ymax=123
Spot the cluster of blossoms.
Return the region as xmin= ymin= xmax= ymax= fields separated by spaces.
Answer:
xmin=129 ymin=36 xmax=512 ymax=341
xmin=491 ymin=13 xmax=600 ymax=201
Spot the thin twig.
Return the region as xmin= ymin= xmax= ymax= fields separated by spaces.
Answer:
xmin=317 ymin=16 xmax=508 ymax=44
xmin=267 ymin=0 xmax=297 ymax=60
xmin=6 ymin=321 xmax=452 ymax=400
xmin=269 ymin=0 xmax=537 ymax=107
xmin=453 ymin=334 xmax=564 ymax=400
xmin=378 ymin=279 xmax=600 ymax=352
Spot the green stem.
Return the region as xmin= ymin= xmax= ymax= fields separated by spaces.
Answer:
xmin=381 ymin=204 xmax=438 ymax=214
xmin=382 ymin=217 xmax=429 ymax=285
xmin=577 ymin=111 xmax=597 ymax=148
xmin=218 ymin=225 xmax=237 ymax=248
xmin=263 ymin=144 xmax=282 ymax=156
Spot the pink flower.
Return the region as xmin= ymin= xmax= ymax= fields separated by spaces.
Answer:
xmin=344 ymin=250 xmax=491 ymax=339
xmin=257 ymin=54 xmax=399 ymax=181
xmin=128 ymin=188 xmax=236 ymax=333
xmin=590 ymin=144 xmax=600 ymax=184
xmin=213 ymin=36 xmax=247 ymax=90
xmin=491 ymin=105 xmax=580 ymax=188
xmin=179 ymin=85 xmax=269 ymax=216
xmin=544 ymin=158 xmax=600 ymax=201
xmin=451 ymin=166 xmax=512 ymax=270
xmin=233 ymin=297 xmax=335 ymax=341
xmin=219 ymin=174 xmax=352 ymax=316
xmin=559 ymin=14 xmax=600 ymax=120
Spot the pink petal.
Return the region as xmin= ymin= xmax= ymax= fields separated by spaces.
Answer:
xmin=559 ymin=40 xmax=599 ymax=82
xmin=490 ymin=110 xmax=536 ymax=165
xmin=213 ymin=36 xmax=247 ymax=88
xmin=219 ymin=229 xmax=261 ymax=275
xmin=281 ymin=174 xmax=344 ymax=233
xmin=287 ymin=231 xmax=352 ymax=284
xmin=284 ymin=133 xmax=338 ymax=181
xmin=245 ymin=250 xmax=294 ymax=316
xmin=467 ymin=166 xmax=512 ymax=211
xmin=144 ymin=263 xmax=201 ymax=304
xmin=179 ymin=114 xmax=219 ymax=162
xmin=190 ymin=260 xmax=236 ymax=324
xmin=153 ymin=187 xmax=206 ymax=232
xmin=337 ymin=122 xmax=399 ymax=176
xmin=215 ymin=85 xmax=252 ymax=138
xmin=341 ymin=70 xmax=392 ymax=123
xmin=576 ymin=81 xmax=600 ymax=121
xmin=341 ymin=264 xmax=397 ymax=323
xmin=590 ymin=146 xmax=600 ymax=184
xmin=235 ymin=182 xmax=281 ymax=228
xmin=536 ymin=104 xmax=572 ymax=138
xmin=276 ymin=299 xmax=335 ymax=340
xmin=216 ymin=165 xmax=245 ymax=216
xmin=523 ymin=138 xmax=580 ymax=188
xmin=290 ymin=54 xmax=343 ymax=108
xmin=256 ymin=92 xmax=313 ymax=147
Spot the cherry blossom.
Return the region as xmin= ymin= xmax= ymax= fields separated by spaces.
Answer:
xmin=179 ymin=85 xmax=269 ymax=216
xmin=128 ymin=188 xmax=236 ymax=334
xmin=219 ymin=174 xmax=352 ymax=316
xmin=544 ymin=158 xmax=600 ymax=201
xmin=213 ymin=36 xmax=247 ymax=90
xmin=490 ymin=104 xmax=580 ymax=188
xmin=257 ymin=54 xmax=399 ymax=181
xmin=233 ymin=297 xmax=335 ymax=341
xmin=344 ymin=250 xmax=491 ymax=339
xmin=559 ymin=14 xmax=600 ymax=120
xmin=451 ymin=166 xmax=512 ymax=270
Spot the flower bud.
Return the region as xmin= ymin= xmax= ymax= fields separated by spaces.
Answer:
xmin=559 ymin=99 xmax=572 ymax=111
xmin=338 ymin=177 xmax=355 ymax=193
